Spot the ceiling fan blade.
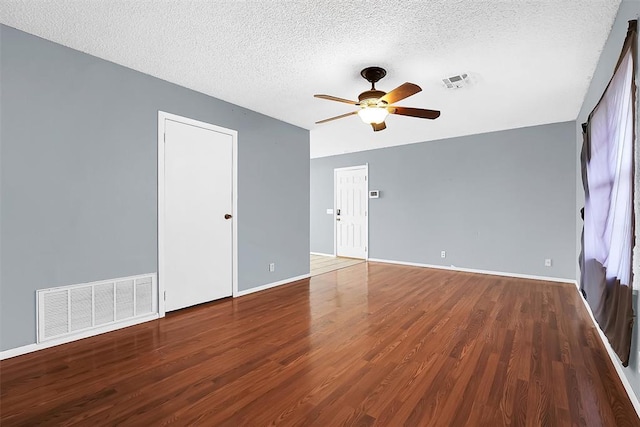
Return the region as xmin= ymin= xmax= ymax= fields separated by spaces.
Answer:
xmin=371 ymin=122 xmax=386 ymax=132
xmin=314 ymin=94 xmax=359 ymax=105
xmin=388 ymin=106 xmax=440 ymax=119
xmin=316 ymin=110 xmax=358 ymax=124
xmin=379 ymin=83 xmax=422 ymax=104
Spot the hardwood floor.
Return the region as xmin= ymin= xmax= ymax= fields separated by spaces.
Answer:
xmin=1 ymin=262 xmax=638 ymax=426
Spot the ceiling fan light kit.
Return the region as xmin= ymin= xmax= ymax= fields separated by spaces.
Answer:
xmin=314 ymin=66 xmax=440 ymax=132
xmin=358 ymin=107 xmax=388 ymax=124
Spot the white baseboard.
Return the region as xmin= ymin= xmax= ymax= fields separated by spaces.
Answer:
xmin=577 ymin=292 xmax=640 ymax=417
xmin=0 ymin=313 xmax=159 ymax=361
xmin=235 ymin=274 xmax=311 ymax=297
xmin=367 ymin=258 xmax=577 ymax=285
xmin=310 ymin=252 xmax=335 ymax=257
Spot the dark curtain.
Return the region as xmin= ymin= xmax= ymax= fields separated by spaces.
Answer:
xmin=580 ymin=20 xmax=637 ymax=366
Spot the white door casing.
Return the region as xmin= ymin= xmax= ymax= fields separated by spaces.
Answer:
xmin=158 ymin=112 xmax=238 ymax=315
xmin=334 ymin=165 xmax=368 ymax=259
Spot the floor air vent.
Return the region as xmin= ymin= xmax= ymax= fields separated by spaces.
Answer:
xmin=37 ymin=274 xmax=157 ymax=343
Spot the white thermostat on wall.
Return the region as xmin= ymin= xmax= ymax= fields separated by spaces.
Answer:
xmin=369 ymin=190 xmax=380 ymax=198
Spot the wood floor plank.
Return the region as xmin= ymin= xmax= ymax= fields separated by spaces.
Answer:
xmin=1 ymin=262 xmax=638 ymax=426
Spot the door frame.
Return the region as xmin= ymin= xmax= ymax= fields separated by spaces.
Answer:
xmin=333 ymin=164 xmax=369 ymax=260
xmin=157 ymin=111 xmax=239 ymax=317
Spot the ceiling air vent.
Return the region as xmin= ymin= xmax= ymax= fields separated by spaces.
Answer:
xmin=442 ymin=73 xmax=469 ymax=89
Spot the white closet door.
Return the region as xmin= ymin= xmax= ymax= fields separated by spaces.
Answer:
xmin=163 ymin=119 xmax=233 ymax=311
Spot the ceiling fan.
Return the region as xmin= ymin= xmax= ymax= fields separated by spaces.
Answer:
xmin=314 ymin=66 xmax=441 ymax=132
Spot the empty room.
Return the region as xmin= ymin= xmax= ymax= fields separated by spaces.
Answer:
xmin=1 ymin=1 xmax=640 ymax=425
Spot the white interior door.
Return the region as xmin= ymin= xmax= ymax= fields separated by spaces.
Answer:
xmin=335 ymin=166 xmax=368 ymax=259
xmin=162 ymin=118 xmax=233 ymax=311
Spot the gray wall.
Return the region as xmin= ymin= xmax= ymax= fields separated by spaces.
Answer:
xmin=0 ymin=25 xmax=310 ymax=351
xmin=576 ymin=0 xmax=640 ymax=400
xmin=311 ymin=122 xmax=576 ymax=280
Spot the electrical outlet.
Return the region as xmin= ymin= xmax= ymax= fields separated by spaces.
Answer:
xmin=269 ymin=263 xmax=275 ymax=272
xmin=544 ymin=259 xmax=552 ymax=267
xmin=441 ymin=251 xmax=446 ymax=258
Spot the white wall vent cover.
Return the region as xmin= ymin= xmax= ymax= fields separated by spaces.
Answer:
xmin=442 ymin=73 xmax=469 ymax=89
xmin=37 ymin=273 xmax=157 ymax=343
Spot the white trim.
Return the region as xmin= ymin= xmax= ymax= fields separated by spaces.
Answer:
xmin=235 ymin=274 xmax=310 ymax=297
xmin=576 ymin=286 xmax=640 ymax=417
xmin=157 ymin=112 xmax=166 ymax=316
xmin=333 ymin=172 xmax=337 ymax=257
xmin=231 ymin=128 xmax=239 ymax=298
xmin=157 ymin=111 xmax=239 ymax=315
xmin=1 ymin=313 xmax=158 ymax=361
xmin=365 ymin=163 xmax=369 ymax=260
xmin=333 ymin=164 xmax=369 ymax=260
xmin=367 ymin=258 xmax=576 ymax=284
xmin=310 ymin=252 xmax=335 ymax=257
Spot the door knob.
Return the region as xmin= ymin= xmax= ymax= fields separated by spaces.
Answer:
xmin=224 ymin=214 xmax=232 ymax=220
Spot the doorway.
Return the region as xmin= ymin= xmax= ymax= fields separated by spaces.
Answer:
xmin=309 ymin=254 xmax=365 ymax=276
xmin=334 ymin=165 xmax=368 ymax=259
xmin=158 ymin=112 xmax=238 ymax=315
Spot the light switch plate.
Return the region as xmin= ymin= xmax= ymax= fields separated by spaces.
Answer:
xmin=326 ymin=208 xmax=334 ymax=214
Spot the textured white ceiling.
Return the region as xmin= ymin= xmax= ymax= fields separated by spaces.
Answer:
xmin=0 ymin=1 xmax=621 ymax=157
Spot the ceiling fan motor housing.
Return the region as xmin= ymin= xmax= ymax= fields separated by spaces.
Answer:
xmin=358 ymin=90 xmax=386 ymax=104
xmin=359 ymin=67 xmax=388 ymax=105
